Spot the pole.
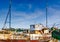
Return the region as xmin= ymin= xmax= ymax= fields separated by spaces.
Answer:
xmin=9 ymin=0 xmax=12 ymax=28
xmin=46 ymin=0 xmax=48 ymax=27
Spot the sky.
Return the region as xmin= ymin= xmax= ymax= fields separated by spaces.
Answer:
xmin=0 ymin=0 xmax=60 ymax=29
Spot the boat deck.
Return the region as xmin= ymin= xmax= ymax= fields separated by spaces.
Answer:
xmin=0 ymin=40 xmax=50 ymax=42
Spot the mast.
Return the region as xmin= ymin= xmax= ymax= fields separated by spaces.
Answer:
xmin=9 ymin=0 xmax=12 ymax=28
xmin=46 ymin=0 xmax=48 ymax=27
xmin=2 ymin=0 xmax=12 ymax=29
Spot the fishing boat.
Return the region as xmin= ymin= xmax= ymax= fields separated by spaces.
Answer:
xmin=0 ymin=29 xmax=30 ymax=42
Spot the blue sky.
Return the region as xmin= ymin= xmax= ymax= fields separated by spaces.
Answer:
xmin=0 ymin=0 xmax=60 ymax=29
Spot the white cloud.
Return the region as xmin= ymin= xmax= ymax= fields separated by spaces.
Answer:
xmin=47 ymin=7 xmax=60 ymax=27
xmin=1 ymin=6 xmax=60 ymax=28
xmin=10 ymin=10 xmax=45 ymax=28
xmin=12 ymin=10 xmax=44 ymax=21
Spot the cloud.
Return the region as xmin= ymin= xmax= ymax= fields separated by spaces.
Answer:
xmin=10 ymin=10 xmax=45 ymax=28
xmin=47 ymin=7 xmax=60 ymax=27
xmin=12 ymin=10 xmax=45 ymax=21
xmin=1 ymin=0 xmax=60 ymax=28
xmin=1 ymin=7 xmax=60 ymax=28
